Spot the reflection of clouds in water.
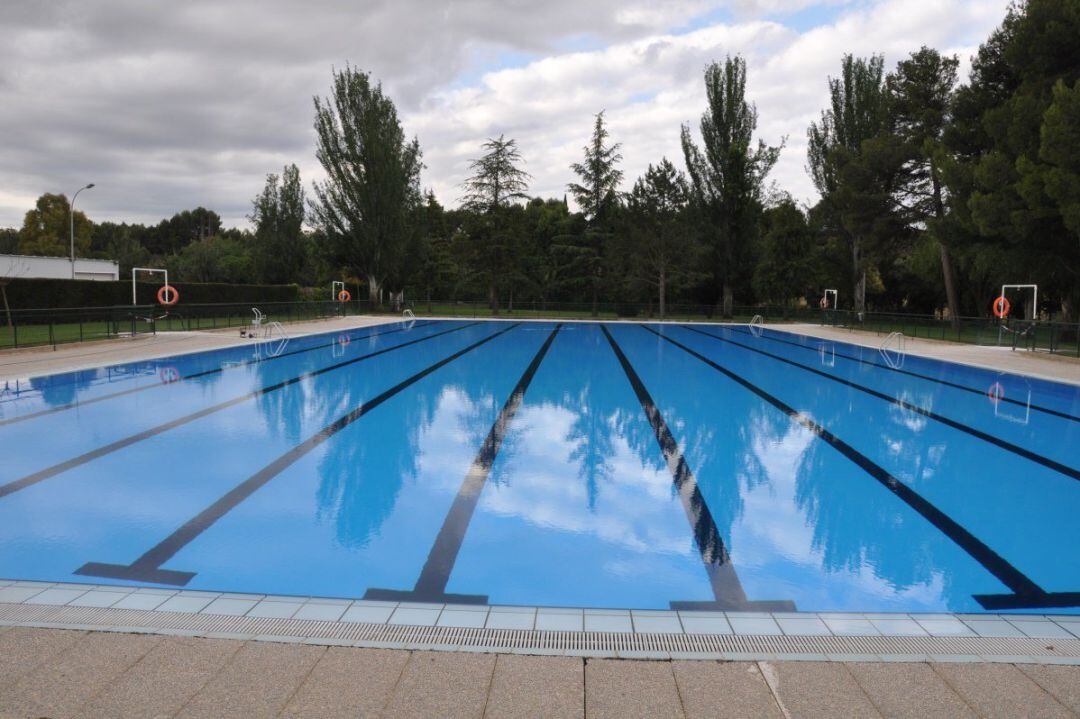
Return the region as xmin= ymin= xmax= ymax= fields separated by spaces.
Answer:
xmin=476 ymin=401 xmax=690 ymax=555
xmin=411 ymin=385 xmax=498 ymax=495
xmin=732 ymin=413 xmax=947 ymax=608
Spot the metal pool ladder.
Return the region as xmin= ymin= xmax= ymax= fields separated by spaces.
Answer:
xmin=748 ymin=314 xmax=764 ymax=337
xmin=879 ymin=331 xmax=906 ymax=369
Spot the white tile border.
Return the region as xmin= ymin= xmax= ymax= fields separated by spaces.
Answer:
xmin=1 ymin=578 xmax=1078 ymax=662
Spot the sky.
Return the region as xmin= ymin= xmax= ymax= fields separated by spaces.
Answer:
xmin=0 ymin=0 xmax=1011 ymax=230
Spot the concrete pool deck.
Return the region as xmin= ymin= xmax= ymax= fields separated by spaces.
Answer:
xmin=1 ymin=626 xmax=1079 ymax=718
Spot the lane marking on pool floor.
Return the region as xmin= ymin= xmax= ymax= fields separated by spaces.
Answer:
xmin=0 ymin=320 xmax=436 ymax=428
xmin=0 ymin=321 xmax=481 ymax=499
xmin=678 ymin=324 xmax=1080 ymax=482
xmin=602 ymin=325 xmax=796 ymax=612
xmin=75 ymin=323 xmax=524 ymax=586
xmin=364 ymin=323 xmax=562 ymax=605
xmin=726 ymin=325 xmax=1080 ymax=424
xmin=637 ymin=324 xmax=1080 ymax=611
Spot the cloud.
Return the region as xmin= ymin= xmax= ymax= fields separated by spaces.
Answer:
xmin=0 ymin=0 xmax=1009 ymax=229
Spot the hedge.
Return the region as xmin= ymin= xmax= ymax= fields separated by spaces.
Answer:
xmin=0 ymin=278 xmax=300 ymax=310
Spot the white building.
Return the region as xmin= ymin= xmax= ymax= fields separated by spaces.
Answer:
xmin=0 ymin=253 xmax=119 ymax=281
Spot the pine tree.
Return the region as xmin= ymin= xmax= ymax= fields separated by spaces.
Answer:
xmin=568 ymin=111 xmax=623 ymax=315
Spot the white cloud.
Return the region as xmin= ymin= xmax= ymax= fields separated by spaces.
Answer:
xmin=0 ymin=0 xmax=1009 ymax=229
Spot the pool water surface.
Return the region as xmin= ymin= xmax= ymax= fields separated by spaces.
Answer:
xmin=1 ymin=319 xmax=1077 ymax=614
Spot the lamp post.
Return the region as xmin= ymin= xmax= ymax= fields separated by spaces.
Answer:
xmin=70 ymin=183 xmax=95 ymax=279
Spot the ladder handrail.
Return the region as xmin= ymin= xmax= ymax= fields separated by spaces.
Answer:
xmin=879 ymin=331 xmax=906 ymax=369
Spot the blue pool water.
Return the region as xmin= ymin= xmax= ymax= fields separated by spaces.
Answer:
xmin=1 ymin=319 xmax=1078 ymax=614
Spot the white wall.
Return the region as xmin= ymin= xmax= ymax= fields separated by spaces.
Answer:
xmin=0 ymin=254 xmax=119 ymax=281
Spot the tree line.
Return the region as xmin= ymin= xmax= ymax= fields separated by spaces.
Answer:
xmin=3 ymin=0 xmax=1077 ymax=320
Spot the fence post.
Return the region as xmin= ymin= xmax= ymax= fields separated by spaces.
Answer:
xmin=49 ymin=316 xmax=55 ymax=348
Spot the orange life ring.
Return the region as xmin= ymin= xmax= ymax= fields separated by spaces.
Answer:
xmin=337 ymin=289 xmax=351 ymax=302
xmin=159 ymin=366 xmax=180 ymax=384
xmin=819 ymin=296 xmax=828 ymax=309
xmin=992 ymin=295 xmax=1010 ymax=318
xmin=157 ymin=285 xmax=179 ymax=306
xmin=986 ymin=382 xmax=1005 ymax=402
xmin=337 ymin=333 xmax=351 ymax=347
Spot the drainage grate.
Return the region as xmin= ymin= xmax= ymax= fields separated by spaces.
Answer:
xmin=2 ymin=602 xmax=1078 ymax=661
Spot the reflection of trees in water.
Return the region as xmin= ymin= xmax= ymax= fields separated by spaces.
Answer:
xmin=559 ymin=330 xmax=619 ymax=512
xmin=789 ymin=402 xmax=984 ymax=608
xmin=253 ymin=349 xmax=326 ymax=445
xmin=30 ymin=376 xmax=76 ymax=408
xmin=310 ymin=351 xmax=502 ymax=550
xmin=565 ymin=385 xmax=614 ymax=512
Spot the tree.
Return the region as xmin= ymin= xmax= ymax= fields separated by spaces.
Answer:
xmin=407 ymin=192 xmax=458 ymax=311
xmin=943 ymin=0 xmax=1080 ymax=320
xmin=682 ymin=56 xmax=782 ymax=316
xmin=752 ymin=197 xmax=818 ymax=305
xmin=521 ymin=197 xmax=591 ymax=310
xmin=887 ymin=47 xmax=963 ymax=323
xmin=250 ymin=164 xmax=306 ymax=284
xmin=173 ymin=234 xmax=253 ymax=283
xmin=459 ymin=136 xmax=531 ymax=311
xmin=311 ymin=66 xmax=422 ymax=304
xmin=1041 ymin=79 xmax=1080 ymax=249
xmin=568 ymin=110 xmax=623 ymax=315
xmin=808 ymin=54 xmax=888 ymax=313
xmin=624 ymin=159 xmax=698 ymax=318
xmin=17 ymin=193 xmax=93 ymax=257
xmin=146 ymin=208 xmax=221 ymax=255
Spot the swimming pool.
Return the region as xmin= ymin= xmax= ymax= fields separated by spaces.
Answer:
xmin=1 ymin=319 xmax=1077 ymax=614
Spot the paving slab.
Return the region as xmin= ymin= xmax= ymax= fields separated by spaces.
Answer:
xmin=484 ymin=654 xmax=583 ymax=718
xmin=844 ymin=662 xmax=976 ymax=718
xmin=77 ymin=635 xmax=241 ymax=718
xmin=932 ymin=662 xmax=1073 ymax=719
xmin=0 ymin=631 xmax=160 ymax=718
xmin=381 ymin=650 xmax=496 ymax=719
xmin=762 ymin=661 xmax=882 ymax=718
xmin=585 ymin=658 xmax=684 ymax=718
xmin=672 ymin=661 xmax=782 ymax=718
xmin=1016 ymin=664 xmax=1080 ymax=713
xmin=280 ymin=646 xmax=410 ymax=718
xmin=0 ymin=627 xmax=86 ymax=692
xmin=175 ymin=641 xmax=325 ymax=719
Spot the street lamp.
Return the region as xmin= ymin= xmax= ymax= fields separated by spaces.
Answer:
xmin=70 ymin=183 xmax=95 ymax=279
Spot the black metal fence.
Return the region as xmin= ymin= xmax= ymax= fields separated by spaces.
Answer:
xmin=821 ymin=309 xmax=1080 ymax=357
xmin=2 ymin=298 xmax=1077 ymax=358
xmin=0 ymin=301 xmax=344 ymax=351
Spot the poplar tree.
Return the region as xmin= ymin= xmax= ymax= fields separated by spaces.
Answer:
xmin=808 ymin=55 xmax=888 ymax=313
xmin=682 ymin=56 xmax=781 ymax=317
xmin=311 ymin=66 xmax=422 ymax=304
xmin=250 ymin=164 xmax=306 ymax=285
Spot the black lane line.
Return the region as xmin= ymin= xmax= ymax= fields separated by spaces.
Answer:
xmin=728 ymin=325 xmax=1080 ymax=423
xmin=0 ymin=321 xmax=435 ymax=428
xmin=680 ymin=325 xmax=1080 ymax=483
xmin=640 ymin=324 xmax=1051 ymax=606
xmin=0 ymin=321 xmax=479 ymax=500
xmin=364 ymin=324 xmax=563 ymax=605
xmin=76 ymin=323 xmax=522 ymax=586
xmin=601 ymin=326 xmax=796 ymax=612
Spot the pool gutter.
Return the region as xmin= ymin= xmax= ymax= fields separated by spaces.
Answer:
xmin=1 ymin=580 xmax=1078 ymax=664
